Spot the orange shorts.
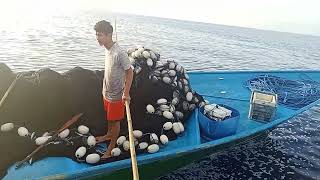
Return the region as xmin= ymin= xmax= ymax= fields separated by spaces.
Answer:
xmin=103 ymin=98 xmax=125 ymax=121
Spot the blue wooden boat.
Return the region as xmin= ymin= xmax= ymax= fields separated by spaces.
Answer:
xmin=4 ymin=70 xmax=320 ymax=180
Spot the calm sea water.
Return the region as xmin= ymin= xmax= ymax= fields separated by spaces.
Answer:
xmin=1 ymin=10 xmax=320 ymax=179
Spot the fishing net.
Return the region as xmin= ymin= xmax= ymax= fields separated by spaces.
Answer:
xmin=0 ymin=46 xmax=208 ymax=173
xmin=244 ymin=74 xmax=320 ymax=109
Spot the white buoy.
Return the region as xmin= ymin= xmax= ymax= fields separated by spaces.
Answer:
xmin=75 ymin=146 xmax=87 ymax=159
xmin=172 ymin=97 xmax=179 ymax=105
xmin=161 ymin=69 xmax=168 ymax=75
xmin=127 ymin=48 xmax=136 ymax=55
xmin=147 ymin=58 xmax=153 ymax=67
xmin=133 ymin=130 xmax=143 ymax=138
xmin=189 ymin=104 xmax=196 ymax=111
xmin=169 ymin=62 xmax=176 ymax=70
xmin=159 ymin=104 xmax=170 ymax=111
xmin=162 ymin=77 xmax=171 ymax=84
xmin=193 ymin=97 xmax=199 ymax=103
xmin=156 ymin=61 xmax=163 ymax=68
xmin=163 ymin=122 xmax=173 ymax=130
xmin=134 ymin=138 xmax=139 ymax=146
xmin=182 ymin=101 xmax=189 ymax=111
xmin=30 ymin=132 xmax=36 ymax=140
xmin=138 ymin=142 xmax=148 ymax=150
xmin=85 ymin=153 xmax=100 ymax=164
xmin=160 ymin=135 xmax=169 ymax=145
xmin=137 ymin=47 xmax=145 ymax=53
xmin=131 ymin=51 xmax=136 ymax=58
xmin=116 ymin=136 xmax=126 ymax=146
xmin=149 ymin=50 xmax=157 ymax=60
xmin=173 ymin=76 xmax=178 ymax=83
xmin=186 ymin=92 xmax=193 ymax=102
xmin=132 ymin=51 xmax=137 ymax=58
xmin=157 ymin=98 xmax=167 ymax=105
xmin=184 ymin=72 xmax=189 ymax=80
xmin=150 ymin=133 xmax=159 ymax=144
xmin=175 ymin=64 xmax=182 ymax=72
xmin=18 ymin=127 xmax=29 ymax=137
xmin=129 ymin=57 xmax=135 ymax=64
xmin=170 ymin=105 xmax=175 ymax=113
xmin=181 ymin=67 xmax=185 ymax=74
xmin=153 ymin=70 xmax=161 ymax=76
xmin=168 ymin=70 xmax=176 ymax=77
xmin=182 ymin=79 xmax=188 ymax=85
xmin=135 ymin=50 xmax=142 ymax=58
xmin=173 ymin=90 xmax=180 ymax=99
xmin=172 ymin=81 xmax=177 ymax=87
xmin=178 ymin=81 xmax=183 ymax=90
xmin=151 ymin=75 xmax=158 ymax=83
xmin=184 ymin=86 xmax=190 ymax=94
xmin=142 ymin=51 xmax=151 ymax=59
xmin=111 ymin=148 xmax=121 ymax=157
xmin=163 ymin=111 xmax=173 ymax=119
xmin=58 ymin=129 xmax=70 ymax=139
xmin=170 ymin=105 xmax=176 ymax=114
xmin=78 ymin=125 xmax=89 ymax=135
xmin=172 ymin=123 xmax=181 ymax=134
xmin=146 ymin=104 xmax=155 ymax=114
xmin=135 ymin=66 xmax=142 ymax=74
xmin=147 ymin=144 xmax=160 ymax=153
xmin=177 ymin=122 xmax=185 ymax=133
xmin=1 ymin=123 xmax=14 ymax=132
xmin=42 ymin=132 xmax=50 ymax=137
xmin=199 ymin=101 xmax=206 ymax=108
xmin=87 ymin=135 xmax=96 ymax=147
xmin=175 ymin=111 xmax=184 ymax=119
xmin=35 ymin=136 xmax=50 ymax=145
xmin=123 ymin=140 xmax=130 ymax=151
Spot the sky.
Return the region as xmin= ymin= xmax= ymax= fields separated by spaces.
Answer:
xmin=0 ymin=0 xmax=319 ymax=36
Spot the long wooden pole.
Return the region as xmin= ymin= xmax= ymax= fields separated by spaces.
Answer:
xmin=0 ymin=76 xmax=19 ymax=108
xmin=125 ymin=100 xmax=139 ymax=180
xmin=114 ymin=18 xmax=118 ymax=42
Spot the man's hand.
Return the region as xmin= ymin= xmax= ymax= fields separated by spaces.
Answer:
xmin=123 ymin=67 xmax=133 ymax=104
xmin=122 ymin=93 xmax=131 ymax=103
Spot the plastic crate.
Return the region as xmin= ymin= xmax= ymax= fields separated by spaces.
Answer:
xmin=248 ymin=91 xmax=277 ymax=122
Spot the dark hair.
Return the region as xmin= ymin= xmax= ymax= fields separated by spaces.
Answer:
xmin=94 ymin=20 xmax=113 ymax=35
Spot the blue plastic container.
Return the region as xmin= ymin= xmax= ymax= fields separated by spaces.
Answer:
xmin=198 ymin=105 xmax=240 ymax=141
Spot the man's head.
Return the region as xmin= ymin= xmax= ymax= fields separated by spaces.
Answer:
xmin=94 ymin=20 xmax=113 ymax=46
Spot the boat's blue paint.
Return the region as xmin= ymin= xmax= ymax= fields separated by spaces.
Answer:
xmin=190 ymin=70 xmax=320 ymax=74
xmin=4 ymin=70 xmax=320 ymax=180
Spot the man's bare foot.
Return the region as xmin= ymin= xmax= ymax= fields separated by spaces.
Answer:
xmin=95 ymin=134 xmax=111 ymax=143
xmin=101 ymin=151 xmax=112 ymax=159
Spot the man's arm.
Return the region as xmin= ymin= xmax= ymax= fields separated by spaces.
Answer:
xmin=123 ymin=67 xmax=133 ymax=101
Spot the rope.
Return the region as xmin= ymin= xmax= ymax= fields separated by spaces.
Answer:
xmin=244 ymin=74 xmax=320 ymax=109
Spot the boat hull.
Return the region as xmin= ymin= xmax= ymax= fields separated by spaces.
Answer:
xmin=80 ymin=132 xmax=269 ymax=180
xmin=4 ymin=70 xmax=320 ymax=180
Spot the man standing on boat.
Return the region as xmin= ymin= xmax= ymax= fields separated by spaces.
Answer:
xmin=94 ymin=20 xmax=133 ymax=159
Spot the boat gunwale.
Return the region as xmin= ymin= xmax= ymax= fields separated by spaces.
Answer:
xmin=188 ymin=69 xmax=320 ymax=74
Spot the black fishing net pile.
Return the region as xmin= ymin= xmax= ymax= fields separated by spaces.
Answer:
xmin=0 ymin=47 xmax=205 ymax=177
